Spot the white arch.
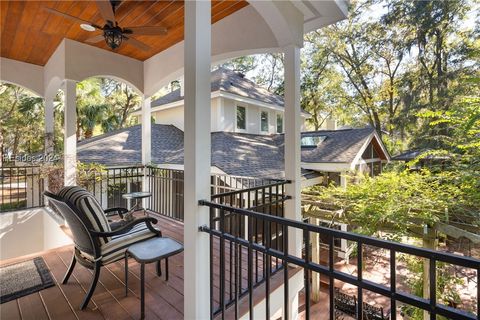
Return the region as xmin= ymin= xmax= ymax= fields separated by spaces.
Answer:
xmin=77 ymin=74 xmax=143 ymax=96
xmin=0 ymin=57 xmax=45 ymax=97
xmin=144 ymin=5 xmax=282 ymax=96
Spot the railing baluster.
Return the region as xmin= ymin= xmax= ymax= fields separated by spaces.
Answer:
xmin=283 ymin=224 xmax=289 ymax=320
xmin=220 ymin=209 xmax=226 ymax=319
xmin=329 ymin=235 xmax=334 ymax=320
xmin=304 ymin=229 xmax=311 ymax=320
xmin=248 ymin=213 xmax=254 ymax=320
xmin=265 ymin=217 xmax=271 ymax=320
xmin=390 ymin=249 xmax=397 ymax=320
xmin=358 ymin=241 xmax=363 ymax=320
xmin=430 ymin=258 xmax=436 ymax=320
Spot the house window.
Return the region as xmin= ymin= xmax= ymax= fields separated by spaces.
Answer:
xmin=261 ymin=111 xmax=269 ymax=132
xmin=301 ymin=135 xmax=327 ymax=147
xmin=236 ymin=106 xmax=246 ymax=130
xmin=276 ymin=114 xmax=283 ymax=133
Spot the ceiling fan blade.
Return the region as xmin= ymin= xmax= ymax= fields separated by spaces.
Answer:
xmin=123 ymin=36 xmax=151 ymax=52
xmin=96 ymin=0 xmax=116 ymax=24
xmin=44 ymin=7 xmax=101 ymax=29
xmin=123 ymin=26 xmax=168 ymax=35
xmin=85 ymin=34 xmax=105 ymax=44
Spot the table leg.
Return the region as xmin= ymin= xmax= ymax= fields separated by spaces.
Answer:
xmin=156 ymin=260 xmax=162 ymax=277
xmin=141 ymin=263 xmax=145 ymax=319
xmin=165 ymin=258 xmax=169 ymax=281
xmin=125 ymin=252 xmax=128 ymax=297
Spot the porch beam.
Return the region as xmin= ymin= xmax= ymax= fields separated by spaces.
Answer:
xmin=183 ymin=1 xmax=211 ymax=319
xmin=63 ymin=79 xmax=76 ymax=186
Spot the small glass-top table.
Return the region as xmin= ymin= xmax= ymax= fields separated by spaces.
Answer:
xmin=122 ymin=191 xmax=151 ymax=215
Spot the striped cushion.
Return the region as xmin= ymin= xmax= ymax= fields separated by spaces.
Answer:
xmin=80 ymin=223 xmax=159 ymax=264
xmin=58 ymin=186 xmax=111 ymax=245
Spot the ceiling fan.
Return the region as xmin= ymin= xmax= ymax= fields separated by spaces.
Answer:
xmin=44 ymin=0 xmax=167 ymax=51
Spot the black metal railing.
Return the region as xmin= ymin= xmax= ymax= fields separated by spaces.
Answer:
xmin=199 ymin=193 xmax=480 ymax=320
xmin=202 ymin=179 xmax=290 ymax=318
xmin=145 ymin=165 xmax=283 ymax=221
xmin=146 ymin=166 xmax=184 ymax=220
xmin=82 ymin=165 xmax=144 ymax=209
xmin=0 ymin=165 xmax=44 ymax=212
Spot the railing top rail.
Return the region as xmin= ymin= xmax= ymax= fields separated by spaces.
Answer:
xmin=211 ymin=179 xmax=290 ymax=199
xmin=199 ymin=200 xmax=480 ymax=269
xmin=104 ymin=165 xmax=145 ymax=170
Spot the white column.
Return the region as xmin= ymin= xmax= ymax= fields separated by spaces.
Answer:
xmin=141 ymin=97 xmax=152 ymax=199
xmin=63 ymin=80 xmax=77 ymax=186
xmin=284 ymin=45 xmax=302 ymax=320
xmin=184 ymin=1 xmax=211 ymax=319
xmin=284 ymin=45 xmax=302 ymax=257
xmin=44 ymin=97 xmax=55 ymax=155
xmin=141 ymin=96 xmax=152 ymax=165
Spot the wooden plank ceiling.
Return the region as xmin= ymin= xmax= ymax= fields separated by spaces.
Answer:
xmin=0 ymin=0 xmax=249 ymax=66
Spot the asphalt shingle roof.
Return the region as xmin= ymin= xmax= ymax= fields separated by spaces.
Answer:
xmin=151 ymin=67 xmax=285 ymax=108
xmin=77 ymin=125 xmax=377 ymax=179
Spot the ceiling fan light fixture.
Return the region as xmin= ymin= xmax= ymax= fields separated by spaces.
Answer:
xmin=104 ymin=28 xmax=123 ymax=50
xmin=80 ymin=23 xmax=96 ymax=32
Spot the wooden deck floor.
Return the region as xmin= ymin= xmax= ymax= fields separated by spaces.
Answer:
xmin=0 ymin=213 xmax=292 ymax=320
xmin=0 ymin=214 xmax=188 ymax=320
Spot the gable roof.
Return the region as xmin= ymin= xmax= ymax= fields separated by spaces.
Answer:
xmin=301 ymin=128 xmax=376 ymax=163
xmin=151 ymin=67 xmax=285 ymax=108
xmin=77 ymin=124 xmax=386 ymax=179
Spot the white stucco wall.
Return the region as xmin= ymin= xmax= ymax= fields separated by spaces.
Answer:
xmin=152 ymin=97 xmax=221 ymax=131
xmin=149 ymin=96 xmax=299 ymax=135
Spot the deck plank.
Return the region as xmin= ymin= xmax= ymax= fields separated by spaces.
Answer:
xmin=55 ymin=250 xmax=132 ymax=320
xmin=41 ymin=251 xmax=104 ymax=320
xmin=17 ymin=293 xmax=49 ymax=320
xmin=39 ymin=283 xmax=78 ymax=320
xmin=0 ymin=300 xmax=21 ymax=320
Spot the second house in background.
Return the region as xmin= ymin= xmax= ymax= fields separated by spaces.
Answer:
xmin=131 ymin=67 xmax=317 ymax=134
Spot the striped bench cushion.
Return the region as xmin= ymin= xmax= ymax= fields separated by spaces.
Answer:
xmin=81 ymin=223 xmax=159 ymax=264
xmin=58 ymin=186 xmax=111 ymax=245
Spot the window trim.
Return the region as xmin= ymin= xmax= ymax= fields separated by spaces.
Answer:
xmin=235 ymin=104 xmax=247 ymax=132
xmin=260 ymin=110 xmax=269 ymax=133
xmin=276 ymin=113 xmax=283 ymax=133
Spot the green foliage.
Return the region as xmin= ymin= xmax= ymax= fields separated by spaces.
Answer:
xmin=0 ymin=83 xmax=45 ymax=156
xmin=399 ymin=254 xmax=464 ymax=319
xmin=306 ymin=168 xmax=477 ymax=236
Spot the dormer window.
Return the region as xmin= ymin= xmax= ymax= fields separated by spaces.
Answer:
xmin=301 ymin=136 xmax=326 ymax=147
xmin=260 ymin=111 xmax=269 ymax=132
xmin=236 ymin=105 xmax=246 ymax=131
xmin=276 ymin=114 xmax=283 ymax=133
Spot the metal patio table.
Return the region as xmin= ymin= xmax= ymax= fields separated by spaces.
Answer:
xmin=125 ymin=237 xmax=184 ymax=319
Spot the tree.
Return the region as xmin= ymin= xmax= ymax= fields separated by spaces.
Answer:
xmin=0 ymin=83 xmax=44 ymax=161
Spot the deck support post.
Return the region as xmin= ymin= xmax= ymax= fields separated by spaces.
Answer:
xmin=63 ymin=79 xmax=77 ymax=186
xmin=183 ymin=1 xmax=212 ymax=319
xmin=284 ymin=44 xmax=302 ymax=319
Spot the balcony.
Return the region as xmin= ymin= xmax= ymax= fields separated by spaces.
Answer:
xmin=1 ymin=165 xmax=478 ymax=320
